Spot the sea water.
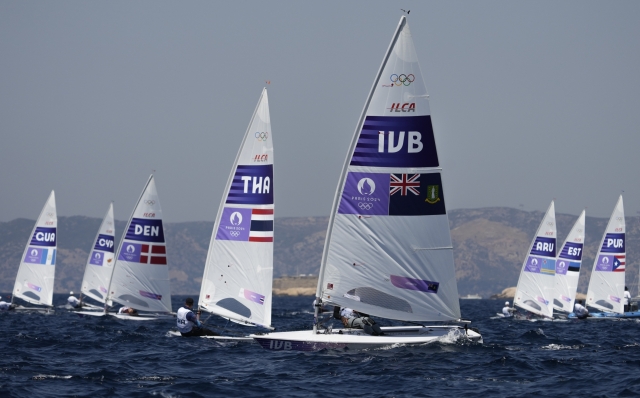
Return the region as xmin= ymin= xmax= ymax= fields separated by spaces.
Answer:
xmin=1 ymin=295 xmax=639 ymax=397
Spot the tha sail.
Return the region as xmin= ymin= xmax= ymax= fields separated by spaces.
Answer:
xmin=12 ymin=191 xmax=57 ymax=307
xmin=107 ymin=175 xmax=172 ymax=313
xmin=514 ymin=201 xmax=557 ymax=318
xmin=553 ymin=210 xmax=585 ymax=313
xmin=199 ymin=88 xmax=274 ymax=328
xmin=586 ymin=196 xmax=625 ymax=313
xmin=80 ymin=203 xmax=116 ymax=306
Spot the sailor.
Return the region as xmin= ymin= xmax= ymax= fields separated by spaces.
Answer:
xmin=624 ymin=286 xmax=631 ymax=312
xmin=573 ymin=300 xmax=589 ymax=319
xmin=118 ymin=306 xmax=138 ymax=316
xmin=176 ymin=298 xmax=219 ymax=337
xmin=340 ymin=307 xmax=383 ymax=336
xmin=67 ymin=291 xmax=82 ymax=309
xmin=502 ymin=301 xmax=516 ymax=317
xmin=0 ymin=296 xmax=13 ymax=311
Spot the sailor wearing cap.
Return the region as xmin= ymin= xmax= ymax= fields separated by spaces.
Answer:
xmin=502 ymin=301 xmax=515 ymax=317
xmin=67 ymin=291 xmax=82 ymax=308
xmin=176 ymin=297 xmax=218 ymax=337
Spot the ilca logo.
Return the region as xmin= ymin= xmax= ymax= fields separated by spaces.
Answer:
xmin=387 ymin=103 xmax=416 ymax=112
xmin=253 ymin=154 xmax=269 ymax=162
xmin=255 ymin=132 xmax=269 ymax=141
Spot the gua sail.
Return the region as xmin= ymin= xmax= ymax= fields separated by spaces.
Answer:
xmin=80 ymin=203 xmax=116 ymax=305
xmin=586 ymin=196 xmax=625 ymax=313
xmin=514 ymin=201 xmax=557 ymax=318
xmin=199 ymin=88 xmax=274 ymax=328
xmin=317 ymin=17 xmax=460 ymax=322
xmin=108 ymin=176 xmax=172 ymax=312
xmin=553 ymin=210 xmax=585 ymax=313
xmin=13 ymin=191 xmax=57 ymax=307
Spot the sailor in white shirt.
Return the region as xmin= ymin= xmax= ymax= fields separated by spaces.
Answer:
xmin=67 ymin=291 xmax=82 ymax=309
xmin=340 ymin=307 xmax=383 ymax=336
xmin=573 ymin=300 xmax=589 ymax=319
xmin=0 ymin=296 xmax=13 ymax=311
xmin=502 ymin=301 xmax=515 ymax=317
xmin=624 ymin=286 xmax=631 ymax=312
xmin=118 ymin=306 xmax=138 ymax=316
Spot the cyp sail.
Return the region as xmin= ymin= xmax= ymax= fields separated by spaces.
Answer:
xmin=80 ymin=203 xmax=116 ymax=306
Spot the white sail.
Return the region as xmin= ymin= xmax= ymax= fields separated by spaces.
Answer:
xmin=586 ymin=195 xmax=625 ymax=313
xmin=12 ymin=191 xmax=57 ymax=307
xmin=199 ymin=88 xmax=274 ymax=328
xmin=514 ymin=201 xmax=557 ymax=318
xmin=107 ymin=176 xmax=172 ymax=313
xmin=316 ymin=17 xmax=461 ymax=322
xmin=80 ymin=203 xmax=116 ymax=305
xmin=553 ymin=210 xmax=585 ymax=313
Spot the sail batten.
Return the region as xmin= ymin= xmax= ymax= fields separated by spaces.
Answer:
xmin=586 ymin=196 xmax=625 ymax=313
xmin=514 ymin=201 xmax=557 ymax=318
xmin=316 ymin=16 xmax=461 ymax=322
xmin=108 ymin=176 xmax=172 ymax=313
xmin=199 ymin=88 xmax=274 ymax=328
xmin=12 ymin=191 xmax=57 ymax=307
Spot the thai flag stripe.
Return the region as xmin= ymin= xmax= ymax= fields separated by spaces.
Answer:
xmin=252 ymin=209 xmax=274 ymax=215
xmin=249 ymin=236 xmax=273 ymax=242
xmin=249 ymin=208 xmax=274 ymax=242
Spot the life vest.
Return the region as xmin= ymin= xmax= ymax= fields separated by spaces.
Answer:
xmin=176 ymin=307 xmax=194 ymax=333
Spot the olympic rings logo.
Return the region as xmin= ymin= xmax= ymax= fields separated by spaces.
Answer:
xmin=230 ymin=231 xmax=240 ymax=237
xmin=145 ymin=200 xmax=155 ymax=205
xmin=255 ymin=132 xmax=269 ymax=141
xmin=390 ymin=74 xmax=415 ymax=86
xmin=358 ymin=202 xmax=373 ymax=210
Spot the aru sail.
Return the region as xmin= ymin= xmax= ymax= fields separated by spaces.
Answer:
xmin=80 ymin=203 xmax=116 ymax=305
xmin=317 ymin=17 xmax=460 ymax=322
xmin=586 ymin=196 xmax=625 ymax=313
xmin=514 ymin=201 xmax=557 ymax=318
xmin=199 ymin=88 xmax=274 ymax=328
xmin=107 ymin=176 xmax=172 ymax=313
xmin=553 ymin=210 xmax=585 ymax=313
xmin=13 ymin=191 xmax=57 ymax=307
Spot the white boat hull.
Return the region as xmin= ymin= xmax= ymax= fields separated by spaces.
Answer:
xmin=251 ymin=325 xmax=482 ymax=351
xmin=166 ymin=330 xmax=253 ymax=341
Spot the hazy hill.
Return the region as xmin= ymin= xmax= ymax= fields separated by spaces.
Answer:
xmin=0 ymin=208 xmax=637 ymax=296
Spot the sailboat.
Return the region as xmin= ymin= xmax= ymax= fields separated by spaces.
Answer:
xmin=571 ymin=195 xmax=640 ymax=318
xmin=553 ymin=210 xmax=585 ymax=314
xmin=511 ymin=201 xmax=557 ymax=319
xmin=251 ymin=16 xmax=482 ymax=351
xmin=188 ymin=88 xmax=274 ymax=339
xmin=75 ymin=203 xmax=116 ymax=312
xmin=105 ymin=175 xmax=173 ymax=320
xmin=12 ymin=191 xmax=57 ymax=313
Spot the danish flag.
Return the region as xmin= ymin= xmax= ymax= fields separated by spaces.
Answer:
xmin=140 ymin=244 xmax=167 ymax=265
xmin=390 ymin=174 xmax=420 ymax=196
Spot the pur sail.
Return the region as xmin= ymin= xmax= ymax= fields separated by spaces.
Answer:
xmin=317 ymin=17 xmax=461 ymax=322
xmin=586 ymin=195 xmax=625 ymax=313
xmin=198 ymin=88 xmax=274 ymax=328
xmin=107 ymin=175 xmax=172 ymax=313
xmin=553 ymin=210 xmax=585 ymax=313
xmin=80 ymin=203 xmax=116 ymax=305
xmin=12 ymin=191 xmax=57 ymax=307
xmin=514 ymin=201 xmax=557 ymax=318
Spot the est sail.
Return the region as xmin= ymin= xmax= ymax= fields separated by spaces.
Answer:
xmin=586 ymin=195 xmax=625 ymax=313
xmin=199 ymin=88 xmax=274 ymax=328
xmin=107 ymin=176 xmax=172 ymax=313
xmin=317 ymin=17 xmax=461 ymax=322
xmin=514 ymin=201 xmax=557 ymax=318
xmin=553 ymin=210 xmax=585 ymax=313
xmin=13 ymin=191 xmax=57 ymax=307
xmin=80 ymin=203 xmax=116 ymax=305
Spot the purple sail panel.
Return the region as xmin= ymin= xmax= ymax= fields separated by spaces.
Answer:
xmin=529 ymin=237 xmax=556 ymax=257
xmin=226 ymin=165 xmax=274 ymax=205
xmin=338 ymin=172 xmax=389 ymax=215
xmin=118 ymin=242 xmax=142 ymax=262
xmin=126 ymin=219 xmax=165 ymax=243
xmin=595 ymin=255 xmax=614 ymax=272
xmin=524 ymin=256 xmax=546 ymax=273
xmin=558 ymin=242 xmax=583 ymax=261
xmin=216 ymin=207 xmax=252 ymax=241
xmin=600 ymin=233 xmax=625 ymax=253
xmin=24 ymin=247 xmax=44 ymax=264
xmin=93 ymin=234 xmax=115 ymax=253
xmin=555 ymin=259 xmax=569 ymax=275
xmin=390 ymin=275 xmax=439 ymax=293
xmin=89 ymin=251 xmax=104 ymax=266
xmin=139 ymin=290 xmax=162 ymax=300
xmin=30 ymin=227 xmax=56 ymax=247
xmin=350 ymin=116 xmax=438 ymax=168
xmin=242 ymin=288 xmax=265 ymax=305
